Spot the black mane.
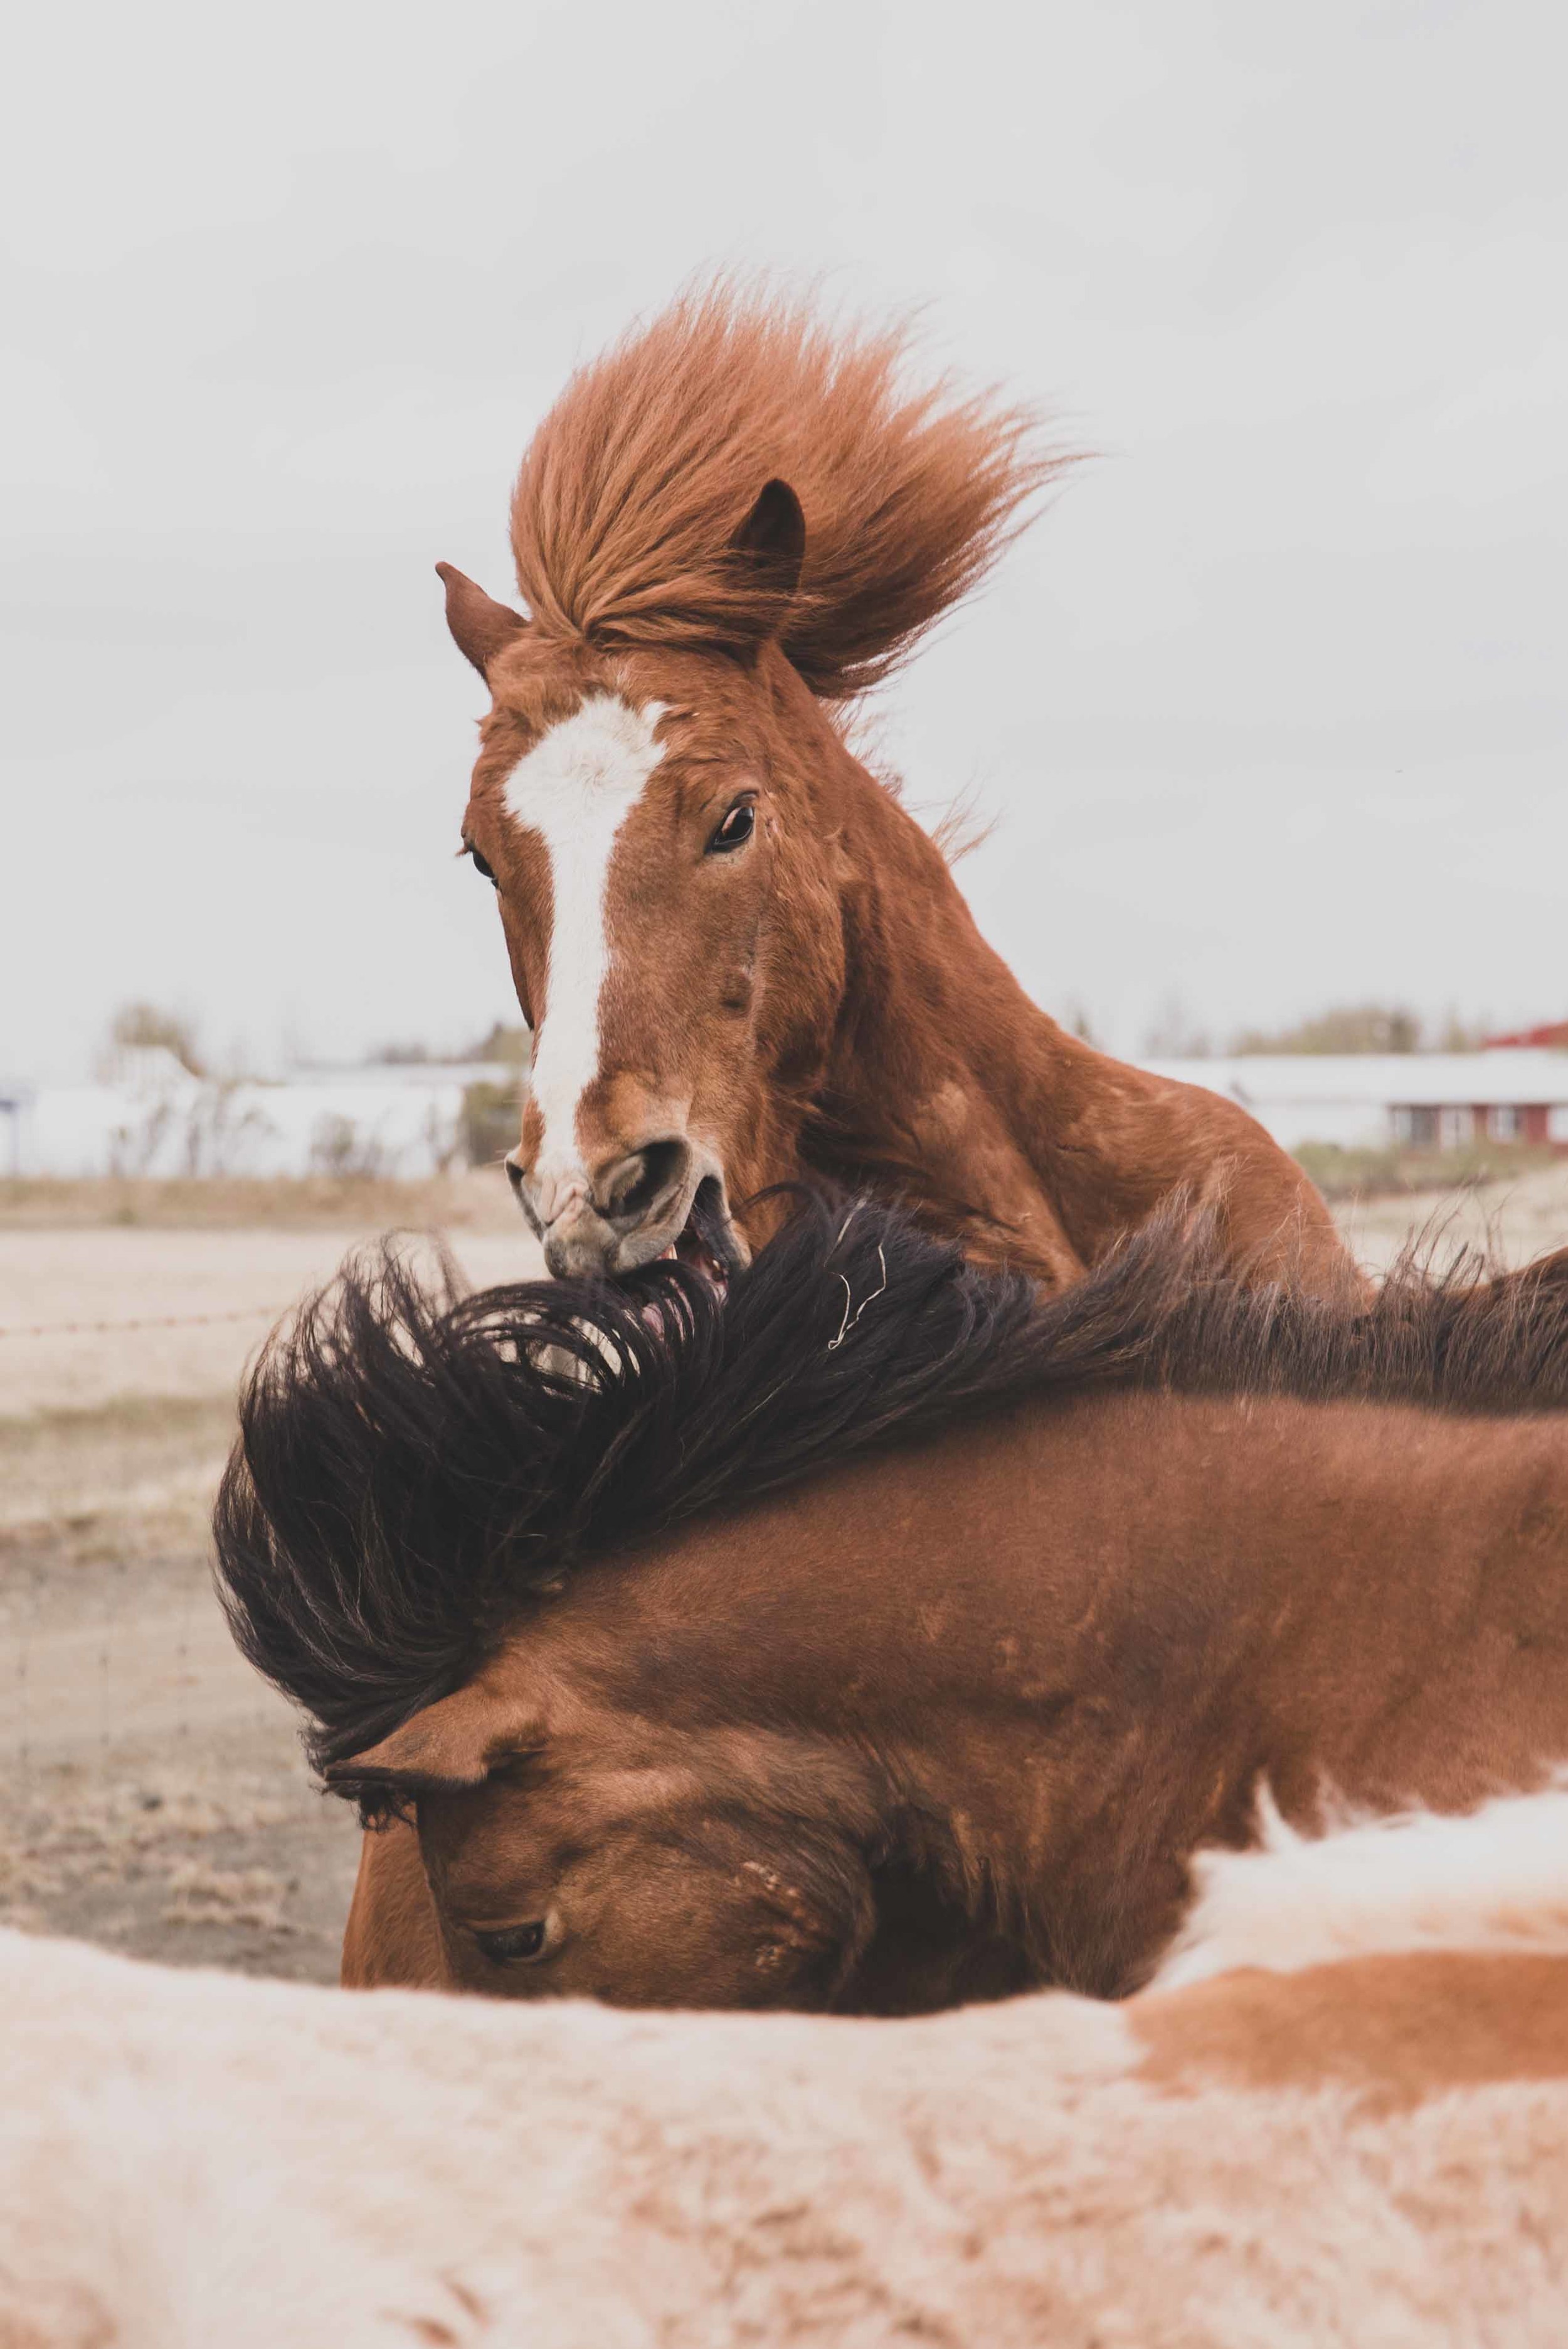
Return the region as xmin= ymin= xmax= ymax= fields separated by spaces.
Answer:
xmin=214 ymin=1193 xmax=1568 ymax=1771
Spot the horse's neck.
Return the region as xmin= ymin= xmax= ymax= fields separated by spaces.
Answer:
xmin=805 ymin=756 xmax=1096 ymax=1282
xmin=775 ymin=1394 xmax=1568 ymax=1995
xmin=800 ymin=746 xmax=1350 ymax=1296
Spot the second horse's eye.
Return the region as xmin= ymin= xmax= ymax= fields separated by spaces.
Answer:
xmin=707 ymin=802 xmax=755 ymax=854
xmin=474 ymin=1921 xmax=548 ymax=1967
xmin=467 ymin=844 xmax=497 ymax=885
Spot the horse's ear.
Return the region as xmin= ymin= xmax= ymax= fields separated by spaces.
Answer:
xmin=436 ymin=562 xmax=528 ymax=682
xmin=324 ymin=1682 xmax=541 ymax=1803
xmin=729 ymin=478 xmax=806 ymax=614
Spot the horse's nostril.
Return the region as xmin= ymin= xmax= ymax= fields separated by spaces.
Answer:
xmin=608 ymin=1139 xmax=689 ymax=1224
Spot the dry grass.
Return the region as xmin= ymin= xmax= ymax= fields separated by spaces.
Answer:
xmin=1295 ymin=1140 xmax=1562 ymax=1202
xmin=0 ymin=1169 xmax=523 ymax=1231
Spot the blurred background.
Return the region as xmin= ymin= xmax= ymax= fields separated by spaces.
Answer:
xmin=1 ymin=0 xmax=1564 ymax=1978
xmin=4 ymin=0 xmax=1565 ymax=1078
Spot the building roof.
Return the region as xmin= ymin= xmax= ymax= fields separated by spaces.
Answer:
xmin=1140 ymin=1050 xmax=1568 ymax=1110
xmin=1485 ymin=1021 xmax=1568 ymax=1051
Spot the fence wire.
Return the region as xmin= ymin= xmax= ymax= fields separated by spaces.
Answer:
xmin=0 ymin=1305 xmax=289 ymax=1340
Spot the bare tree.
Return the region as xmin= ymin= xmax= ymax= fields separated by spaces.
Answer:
xmin=102 ymin=1001 xmax=204 ymax=1077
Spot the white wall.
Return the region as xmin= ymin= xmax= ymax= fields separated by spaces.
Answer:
xmin=9 ymin=1071 xmax=479 ymax=1180
xmin=1139 ymin=1052 xmax=1568 ymax=1155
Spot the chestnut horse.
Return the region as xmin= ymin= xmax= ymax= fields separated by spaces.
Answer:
xmin=216 ymin=1198 xmax=1568 ymax=2010
xmin=438 ymin=286 xmax=1352 ymax=1296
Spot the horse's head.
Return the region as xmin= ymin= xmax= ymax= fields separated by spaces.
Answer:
xmin=327 ymin=1591 xmax=1034 ymax=2015
xmin=327 ymin=1634 xmax=888 ymax=2010
xmin=435 ymin=287 xmax=1061 ymax=1279
xmin=442 ymin=482 xmax=852 ymax=1281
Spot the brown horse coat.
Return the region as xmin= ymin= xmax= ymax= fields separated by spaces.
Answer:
xmin=6 ymin=1799 xmax=1568 ymax=2347
xmin=338 ymin=1385 xmax=1568 ymax=2005
xmin=438 ymin=287 xmax=1352 ymax=1295
xmin=213 ymin=1199 xmax=1568 ymax=2010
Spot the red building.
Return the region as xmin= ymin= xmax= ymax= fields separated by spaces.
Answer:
xmin=1485 ymin=1020 xmax=1568 ymax=1050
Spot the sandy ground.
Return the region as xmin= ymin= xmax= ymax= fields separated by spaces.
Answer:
xmin=1336 ymin=1162 xmax=1568 ymax=1278
xmin=0 ymin=1175 xmax=543 ymax=1983
xmin=0 ymin=1414 xmax=362 ymax=1983
xmin=1 ymin=1165 xmax=1564 ymax=1987
xmin=0 ymin=1176 xmax=542 ymax=1419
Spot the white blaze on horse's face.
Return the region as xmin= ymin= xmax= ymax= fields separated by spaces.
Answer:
xmin=501 ymin=694 xmax=667 ymax=1224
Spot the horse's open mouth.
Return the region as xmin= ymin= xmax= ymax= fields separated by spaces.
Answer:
xmin=659 ymin=1177 xmax=742 ymax=1294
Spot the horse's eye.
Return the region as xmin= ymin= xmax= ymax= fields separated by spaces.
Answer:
xmin=474 ymin=1920 xmax=549 ymax=1967
xmin=707 ymin=802 xmax=755 ymax=854
xmin=467 ymin=844 xmax=497 ymax=886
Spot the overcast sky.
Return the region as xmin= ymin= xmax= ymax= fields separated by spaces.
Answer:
xmin=3 ymin=0 xmax=1564 ymax=1081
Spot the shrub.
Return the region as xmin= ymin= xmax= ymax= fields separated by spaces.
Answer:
xmin=1294 ymin=1140 xmax=1558 ymax=1201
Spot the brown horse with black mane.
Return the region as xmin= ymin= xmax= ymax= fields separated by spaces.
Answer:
xmin=437 ymin=285 xmax=1352 ymax=1296
xmin=216 ymin=1197 xmax=1568 ymax=2010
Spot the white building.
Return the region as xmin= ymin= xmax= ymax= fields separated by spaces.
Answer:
xmin=1139 ymin=1051 xmax=1568 ymax=1155
xmin=6 ymin=1042 xmax=1565 ymax=1180
xmin=0 ymin=1049 xmax=518 ymax=1180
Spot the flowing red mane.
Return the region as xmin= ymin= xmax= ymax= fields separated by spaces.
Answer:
xmin=508 ymin=284 xmax=1071 ymax=699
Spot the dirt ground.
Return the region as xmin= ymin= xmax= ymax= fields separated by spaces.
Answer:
xmin=2 ymin=1165 xmax=1565 ymax=1986
xmin=0 ymin=1174 xmax=543 ymax=1985
xmin=1335 ymin=1162 xmax=1568 ymax=1278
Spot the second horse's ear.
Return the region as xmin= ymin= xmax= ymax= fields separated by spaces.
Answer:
xmin=436 ymin=562 xmax=528 ymax=681
xmin=728 ymin=479 xmax=806 ymax=615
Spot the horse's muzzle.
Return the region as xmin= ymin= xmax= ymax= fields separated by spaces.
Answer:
xmin=507 ymin=1144 xmax=748 ymax=1285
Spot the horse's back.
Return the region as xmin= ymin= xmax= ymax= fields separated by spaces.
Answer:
xmin=4 ymin=1914 xmax=1568 ymax=2345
